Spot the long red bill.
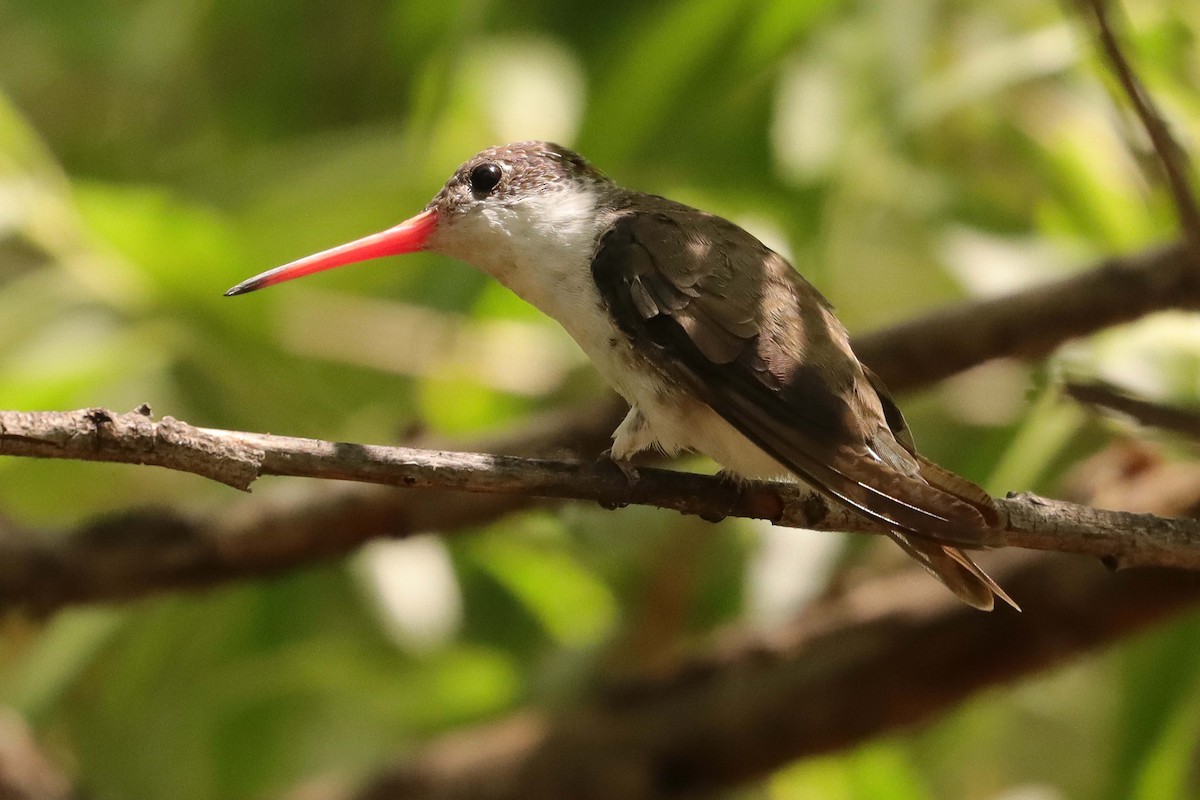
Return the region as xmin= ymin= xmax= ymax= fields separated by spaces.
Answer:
xmin=224 ymin=208 xmax=439 ymax=297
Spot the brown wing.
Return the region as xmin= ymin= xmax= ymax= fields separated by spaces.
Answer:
xmin=591 ymin=202 xmax=1002 ymax=548
xmin=862 ymin=366 xmax=1001 ymax=526
xmin=863 ymin=367 xmax=1016 ymax=609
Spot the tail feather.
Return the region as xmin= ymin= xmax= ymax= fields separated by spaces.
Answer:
xmin=907 ymin=451 xmax=1017 ymax=610
xmin=861 ymin=366 xmax=1015 ymax=610
xmin=942 ymin=546 xmax=1020 ymax=611
xmin=887 ymin=532 xmax=1020 ymax=612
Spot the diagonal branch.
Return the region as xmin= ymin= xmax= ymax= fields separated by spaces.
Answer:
xmin=1077 ymin=0 xmax=1200 ymax=251
xmin=343 ymin=553 xmax=1200 ymax=800
xmin=855 ymin=242 xmax=1198 ymax=391
xmin=1064 ymin=379 xmax=1200 ymax=441
xmin=3 ymin=406 xmax=1200 ymax=615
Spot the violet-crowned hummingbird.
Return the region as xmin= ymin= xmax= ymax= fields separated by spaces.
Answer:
xmin=226 ymin=141 xmax=1016 ymax=611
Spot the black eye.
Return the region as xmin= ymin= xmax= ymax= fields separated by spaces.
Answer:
xmin=469 ymin=163 xmax=502 ymax=197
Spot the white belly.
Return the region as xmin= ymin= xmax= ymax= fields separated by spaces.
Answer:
xmin=623 ymin=388 xmax=791 ymax=481
xmin=541 ymin=281 xmax=789 ymax=481
xmin=441 ymin=191 xmax=788 ymax=480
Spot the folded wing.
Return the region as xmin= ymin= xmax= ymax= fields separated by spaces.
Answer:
xmin=591 ymin=203 xmax=1005 ymax=551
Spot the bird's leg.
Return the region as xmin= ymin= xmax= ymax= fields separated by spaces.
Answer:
xmin=598 ymin=406 xmax=655 ymax=484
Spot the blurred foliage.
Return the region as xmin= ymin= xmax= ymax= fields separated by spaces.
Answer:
xmin=1 ymin=0 xmax=1200 ymax=798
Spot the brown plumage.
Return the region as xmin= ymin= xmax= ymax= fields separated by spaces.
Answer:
xmin=591 ymin=201 xmax=1014 ymax=610
xmin=226 ymin=140 xmax=1016 ymax=610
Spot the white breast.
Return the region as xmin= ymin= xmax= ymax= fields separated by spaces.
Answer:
xmin=431 ymin=187 xmax=786 ymax=479
xmin=432 ymin=187 xmax=639 ymax=386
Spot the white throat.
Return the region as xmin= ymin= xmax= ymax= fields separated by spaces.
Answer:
xmin=428 ymin=181 xmax=662 ymax=414
xmin=431 ymin=184 xmax=608 ymax=326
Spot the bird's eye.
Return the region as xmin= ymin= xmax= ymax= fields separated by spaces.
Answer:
xmin=469 ymin=163 xmax=503 ymax=197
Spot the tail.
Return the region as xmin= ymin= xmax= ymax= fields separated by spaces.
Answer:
xmin=909 ymin=453 xmax=1017 ymax=610
xmin=887 ymin=531 xmax=1019 ymax=611
xmin=863 ymin=368 xmax=1017 ymax=611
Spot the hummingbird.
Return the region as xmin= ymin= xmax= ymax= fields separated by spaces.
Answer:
xmin=226 ymin=141 xmax=1016 ymax=611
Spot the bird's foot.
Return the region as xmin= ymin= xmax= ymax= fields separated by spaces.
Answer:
xmin=597 ymin=448 xmax=641 ymax=485
xmin=696 ymin=470 xmax=743 ymax=523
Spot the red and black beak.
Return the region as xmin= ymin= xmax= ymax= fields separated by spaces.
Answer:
xmin=224 ymin=208 xmax=439 ymax=297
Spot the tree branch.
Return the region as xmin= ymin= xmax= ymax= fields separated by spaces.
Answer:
xmin=340 ymin=553 xmax=1200 ymax=800
xmin=3 ymin=406 xmax=1200 ymax=614
xmin=855 ymin=242 xmax=1198 ymax=391
xmin=1 ymin=229 xmax=1193 ymax=614
xmin=309 ymin=411 xmax=1200 ymax=800
xmin=1064 ymin=379 xmax=1200 ymax=440
xmin=0 ymin=400 xmax=623 ymax=614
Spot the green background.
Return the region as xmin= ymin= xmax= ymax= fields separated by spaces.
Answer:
xmin=1 ymin=0 xmax=1199 ymax=797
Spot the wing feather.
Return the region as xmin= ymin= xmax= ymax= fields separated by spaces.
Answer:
xmin=591 ymin=204 xmax=1004 ymax=548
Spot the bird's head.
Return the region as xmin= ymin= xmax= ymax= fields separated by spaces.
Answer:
xmin=224 ymin=141 xmax=611 ymax=297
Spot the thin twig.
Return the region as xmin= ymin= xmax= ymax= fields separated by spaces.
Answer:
xmin=1064 ymin=379 xmax=1200 ymax=440
xmin=1079 ymin=0 xmax=1200 ymax=253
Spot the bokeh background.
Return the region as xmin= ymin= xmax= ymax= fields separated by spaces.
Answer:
xmin=2 ymin=0 xmax=1200 ymax=798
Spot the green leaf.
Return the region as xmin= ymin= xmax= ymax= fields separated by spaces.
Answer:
xmin=469 ymin=517 xmax=618 ymax=648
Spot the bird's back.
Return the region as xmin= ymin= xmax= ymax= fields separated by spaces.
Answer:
xmin=591 ymin=196 xmax=1013 ymax=609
